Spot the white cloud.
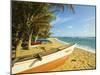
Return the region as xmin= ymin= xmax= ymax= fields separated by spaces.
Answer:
xmin=51 ymin=16 xmax=73 ymax=25
xmin=81 ymin=16 xmax=95 ymax=36
xmin=83 ymin=23 xmax=90 ymax=28
xmin=67 ymin=26 xmax=73 ymax=29
xmin=83 ymin=30 xmax=87 ymax=33
xmin=56 ymin=30 xmax=62 ymax=33
xmin=84 ymin=17 xmax=95 ymax=22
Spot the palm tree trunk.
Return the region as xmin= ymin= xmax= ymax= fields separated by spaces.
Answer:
xmin=15 ymin=38 xmax=23 ymax=58
xmin=35 ymin=33 xmax=39 ymax=43
xmin=28 ymin=32 xmax=32 ymax=50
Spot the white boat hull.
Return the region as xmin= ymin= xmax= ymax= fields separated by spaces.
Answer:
xmin=12 ymin=44 xmax=76 ymax=74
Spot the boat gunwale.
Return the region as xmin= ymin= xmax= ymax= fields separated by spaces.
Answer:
xmin=12 ymin=44 xmax=76 ymax=64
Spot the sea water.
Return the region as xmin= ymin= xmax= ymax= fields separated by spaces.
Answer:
xmin=57 ymin=37 xmax=96 ymax=52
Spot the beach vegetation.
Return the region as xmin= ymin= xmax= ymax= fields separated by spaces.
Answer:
xmin=12 ymin=1 xmax=74 ymax=57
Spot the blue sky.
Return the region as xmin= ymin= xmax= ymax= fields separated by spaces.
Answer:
xmin=50 ymin=5 xmax=96 ymax=37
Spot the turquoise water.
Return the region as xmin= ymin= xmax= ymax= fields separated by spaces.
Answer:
xmin=57 ymin=37 xmax=96 ymax=51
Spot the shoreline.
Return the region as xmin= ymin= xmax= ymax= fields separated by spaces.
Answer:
xmin=76 ymin=45 xmax=95 ymax=53
xmin=55 ymin=38 xmax=95 ymax=53
xmin=49 ymin=38 xmax=96 ymax=71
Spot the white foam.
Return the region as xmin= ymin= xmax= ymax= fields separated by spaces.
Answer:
xmin=54 ymin=38 xmax=69 ymax=45
xmin=76 ymin=44 xmax=95 ymax=53
xmin=55 ymin=38 xmax=96 ymax=53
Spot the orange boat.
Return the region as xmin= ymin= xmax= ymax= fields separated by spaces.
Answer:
xmin=12 ymin=44 xmax=76 ymax=74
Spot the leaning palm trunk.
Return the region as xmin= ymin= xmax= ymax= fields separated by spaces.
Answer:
xmin=28 ymin=32 xmax=32 ymax=50
xmin=15 ymin=38 xmax=23 ymax=58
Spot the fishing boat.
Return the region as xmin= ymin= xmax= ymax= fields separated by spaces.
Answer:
xmin=12 ymin=44 xmax=76 ymax=74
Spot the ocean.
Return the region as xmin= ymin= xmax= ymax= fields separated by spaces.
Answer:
xmin=57 ymin=37 xmax=96 ymax=52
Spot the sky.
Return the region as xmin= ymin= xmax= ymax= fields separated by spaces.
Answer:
xmin=50 ymin=5 xmax=96 ymax=37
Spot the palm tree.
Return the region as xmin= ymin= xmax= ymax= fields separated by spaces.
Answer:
xmin=12 ymin=1 xmax=75 ymax=58
xmin=12 ymin=1 xmax=55 ymax=53
xmin=27 ymin=9 xmax=55 ymax=49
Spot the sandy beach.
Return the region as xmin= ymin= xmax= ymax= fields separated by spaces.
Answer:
xmin=45 ymin=38 xmax=95 ymax=71
xmin=51 ymin=47 xmax=96 ymax=71
xmin=12 ymin=38 xmax=96 ymax=71
xmin=49 ymin=38 xmax=96 ymax=71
